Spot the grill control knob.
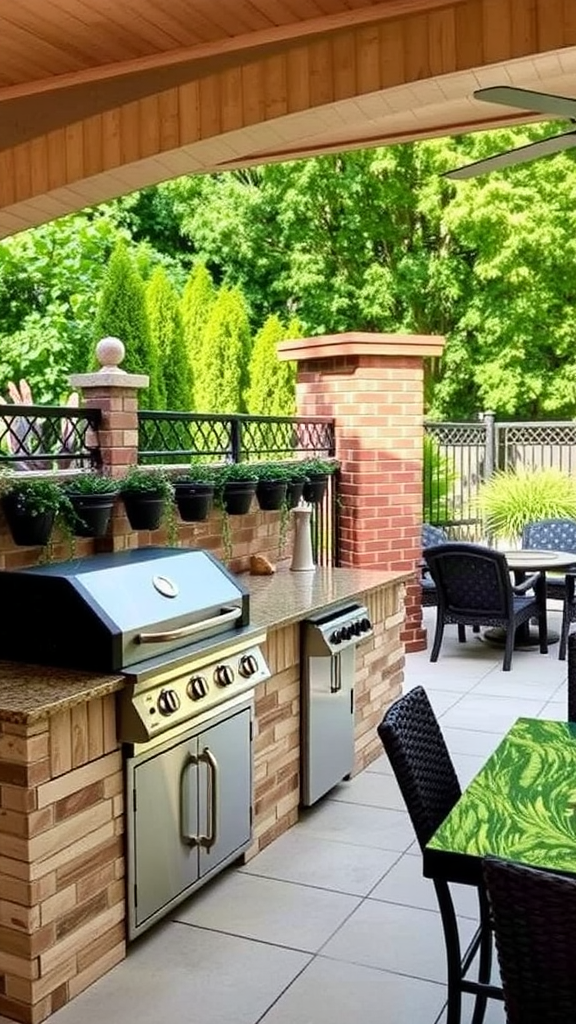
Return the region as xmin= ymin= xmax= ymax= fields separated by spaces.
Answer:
xmin=352 ymin=621 xmax=362 ymax=636
xmin=239 ymin=654 xmax=259 ymax=678
xmin=187 ymin=675 xmax=209 ymax=701
xmin=157 ymin=688 xmax=181 ymax=716
xmin=215 ymin=664 xmax=235 ymax=687
xmin=361 ymin=617 xmax=372 ymax=632
xmin=329 ymin=630 xmax=342 ymax=645
xmin=340 ymin=626 xmax=352 ymax=641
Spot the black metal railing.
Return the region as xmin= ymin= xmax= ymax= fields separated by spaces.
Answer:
xmin=0 ymin=404 xmax=102 ymax=470
xmin=137 ymin=411 xmax=335 ymax=464
xmin=424 ymin=413 xmax=576 ymax=537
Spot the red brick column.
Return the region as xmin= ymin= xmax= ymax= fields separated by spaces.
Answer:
xmin=69 ymin=337 xmax=148 ymax=553
xmin=278 ymin=332 xmax=445 ymax=652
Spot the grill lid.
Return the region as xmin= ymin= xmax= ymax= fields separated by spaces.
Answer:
xmin=0 ymin=547 xmax=249 ymax=672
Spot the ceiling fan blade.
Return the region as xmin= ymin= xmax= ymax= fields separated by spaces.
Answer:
xmin=474 ymin=85 xmax=576 ymax=120
xmin=444 ymin=129 xmax=576 ymax=180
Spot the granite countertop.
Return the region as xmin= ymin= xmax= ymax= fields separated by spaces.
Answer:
xmin=0 ymin=663 xmax=124 ymax=725
xmin=0 ymin=566 xmax=407 ymax=725
xmin=245 ymin=565 xmax=409 ymax=632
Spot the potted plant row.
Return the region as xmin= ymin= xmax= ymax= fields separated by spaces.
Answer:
xmin=0 ymin=472 xmax=120 ymax=548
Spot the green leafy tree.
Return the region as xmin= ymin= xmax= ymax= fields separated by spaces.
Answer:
xmin=180 ymin=264 xmax=216 ymax=408
xmin=195 ymin=287 xmax=251 ymax=413
xmin=146 ymin=267 xmax=192 ymax=411
xmin=94 ymin=241 xmax=158 ymax=408
xmin=246 ymin=314 xmax=298 ymax=416
xmin=0 ymin=211 xmax=125 ymax=399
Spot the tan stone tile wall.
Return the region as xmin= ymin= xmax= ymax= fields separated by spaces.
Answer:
xmin=0 ymin=695 xmax=124 ymax=1024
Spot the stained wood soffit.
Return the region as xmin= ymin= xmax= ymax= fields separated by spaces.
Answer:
xmin=0 ymin=0 xmax=468 ymax=153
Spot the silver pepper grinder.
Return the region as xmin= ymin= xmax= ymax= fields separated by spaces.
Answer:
xmin=290 ymin=506 xmax=316 ymax=572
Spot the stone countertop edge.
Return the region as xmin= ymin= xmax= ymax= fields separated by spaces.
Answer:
xmin=0 ymin=665 xmax=124 ymax=725
xmin=0 ymin=566 xmax=409 ymax=725
xmin=245 ymin=565 xmax=410 ymax=632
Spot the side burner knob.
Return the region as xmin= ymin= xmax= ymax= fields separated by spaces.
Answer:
xmin=187 ymin=675 xmax=209 ymax=701
xmin=239 ymin=654 xmax=259 ymax=678
xmin=157 ymin=688 xmax=181 ymax=716
xmin=215 ymin=664 xmax=235 ymax=687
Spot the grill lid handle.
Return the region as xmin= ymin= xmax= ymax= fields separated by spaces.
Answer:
xmin=136 ymin=606 xmax=242 ymax=644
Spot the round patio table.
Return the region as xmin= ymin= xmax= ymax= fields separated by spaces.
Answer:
xmin=485 ymin=548 xmax=576 ymax=648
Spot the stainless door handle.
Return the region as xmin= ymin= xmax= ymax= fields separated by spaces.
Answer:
xmin=198 ymin=747 xmax=219 ymax=852
xmin=180 ymin=753 xmax=200 ymax=846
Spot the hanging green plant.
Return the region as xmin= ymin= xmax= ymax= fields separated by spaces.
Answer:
xmin=0 ymin=473 xmax=77 ymax=558
xmin=120 ymin=466 xmax=178 ymax=544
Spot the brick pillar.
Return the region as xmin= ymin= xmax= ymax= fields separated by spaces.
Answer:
xmin=278 ymin=332 xmax=445 ymax=652
xmin=69 ymin=337 xmax=148 ymax=552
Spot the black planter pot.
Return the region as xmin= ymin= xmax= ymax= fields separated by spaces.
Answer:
xmin=256 ymin=479 xmax=288 ymax=512
xmin=68 ymin=492 xmax=116 ymax=538
xmin=286 ymin=479 xmax=305 ymax=509
xmin=121 ymin=490 xmax=166 ymax=531
xmin=174 ymin=482 xmax=214 ymax=523
xmin=221 ymin=480 xmax=257 ymax=516
xmin=302 ymin=473 xmax=329 ymax=504
xmin=1 ymin=494 xmax=55 ymax=547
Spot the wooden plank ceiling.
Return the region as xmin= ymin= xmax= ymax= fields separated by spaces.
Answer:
xmin=1 ymin=0 xmax=576 ymax=237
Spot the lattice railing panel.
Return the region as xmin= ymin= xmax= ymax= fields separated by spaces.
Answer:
xmin=0 ymin=404 xmax=101 ymax=470
xmin=138 ymin=412 xmax=335 ymax=465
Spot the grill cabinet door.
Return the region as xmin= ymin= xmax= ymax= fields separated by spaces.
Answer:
xmin=132 ymin=736 xmax=200 ymax=930
xmin=198 ymin=707 xmax=252 ymax=878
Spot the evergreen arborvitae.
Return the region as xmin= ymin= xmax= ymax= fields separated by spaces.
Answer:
xmin=146 ymin=267 xmax=192 ymax=411
xmin=94 ymin=241 xmax=158 ymax=408
xmin=245 ymin=315 xmax=298 ymax=416
xmin=180 ymin=264 xmax=216 ymax=411
xmin=194 ymin=287 xmax=251 ymax=413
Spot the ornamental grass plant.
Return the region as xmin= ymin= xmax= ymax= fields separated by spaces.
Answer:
xmin=478 ymin=467 xmax=576 ymax=541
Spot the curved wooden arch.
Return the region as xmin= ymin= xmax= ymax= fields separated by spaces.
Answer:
xmin=0 ymin=0 xmax=575 ymax=238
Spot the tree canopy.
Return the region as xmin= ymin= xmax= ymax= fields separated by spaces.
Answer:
xmin=2 ymin=121 xmax=576 ymax=419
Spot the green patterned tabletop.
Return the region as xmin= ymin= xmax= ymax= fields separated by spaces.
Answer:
xmin=424 ymin=718 xmax=576 ymax=884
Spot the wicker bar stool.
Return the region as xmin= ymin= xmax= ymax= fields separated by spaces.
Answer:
xmin=483 ymin=856 xmax=576 ymax=1024
xmin=378 ymin=687 xmax=499 ymax=1024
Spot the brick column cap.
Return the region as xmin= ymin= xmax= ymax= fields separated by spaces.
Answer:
xmin=69 ymin=370 xmax=149 ymax=389
xmin=277 ymin=331 xmax=445 ymax=362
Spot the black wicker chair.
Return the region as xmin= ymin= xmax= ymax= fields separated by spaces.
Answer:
xmin=424 ymin=542 xmax=548 ymax=671
xmin=483 ymin=856 xmax=576 ymax=1024
xmin=522 ymin=518 xmax=576 ymax=660
xmin=378 ymin=687 xmax=497 ymax=1024
xmin=421 ymin=523 xmax=448 ymax=608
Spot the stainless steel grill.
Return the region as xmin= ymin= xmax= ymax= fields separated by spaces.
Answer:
xmin=0 ymin=545 xmax=271 ymax=938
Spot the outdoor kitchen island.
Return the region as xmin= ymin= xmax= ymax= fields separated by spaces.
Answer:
xmin=0 ymin=564 xmax=407 ymax=1024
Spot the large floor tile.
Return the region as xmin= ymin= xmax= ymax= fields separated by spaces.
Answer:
xmin=320 ymin=899 xmax=476 ymax=984
xmin=260 ymin=956 xmax=446 ymax=1024
xmin=440 ymin=727 xmax=503 ymax=758
xmin=173 ymin=869 xmax=360 ymax=952
xmin=298 ymin=797 xmax=415 ymax=852
xmin=439 ymin=693 xmax=547 ymax=734
xmin=471 ymin=670 xmax=565 ymax=701
xmin=435 ymin=992 xmax=506 ymax=1024
xmin=451 ymin=751 xmax=488 ymax=787
xmin=329 ymin=770 xmax=406 ymax=811
xmin=240 ymin=829 xmax=399 ymax=896
xmin=368 ymin=853 xmax=478 ymax=920
xmin=538 ymin=700 xmax=566 ymax=721
xmin=49 ymin=920 xmax=310 ymax=1024
xmin=424 ymin=689 xmax=465 ymax=715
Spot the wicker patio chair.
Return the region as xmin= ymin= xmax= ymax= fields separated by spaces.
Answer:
xmin=483 ymin=856 xmax=576 ymax=1024
xmin=421 ymin=523 xmax=448 ymax=608
xmin=522 ymin=518 xmax=576 ymax=660
xmin=378 ymin=687 xmax=496 ymax=1024
xmin=423 ymin=542 xmax=548 ymax=671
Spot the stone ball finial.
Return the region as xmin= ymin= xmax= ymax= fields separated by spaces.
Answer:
xmin=95 ymin=337 xmax=126 ymax=373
